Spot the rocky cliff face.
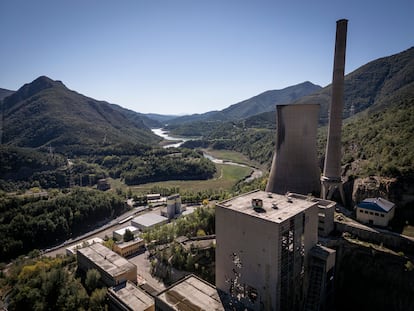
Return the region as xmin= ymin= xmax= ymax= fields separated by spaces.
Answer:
xmin=351 ymin=176 xmax=414 ymax=207
xmin=352 ymin=176 xmax=399 ymax=204
xmin=334 ymin=237 xmax=414 ymax=311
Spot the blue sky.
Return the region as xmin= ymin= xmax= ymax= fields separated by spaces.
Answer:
xmin=1 ymin=0 xmax=413 ymax=115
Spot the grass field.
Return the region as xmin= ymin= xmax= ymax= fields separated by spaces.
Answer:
xmin=107 ymin=163 xmax=252 ymax=194
xmin=203 ymin=149 xmax=266 ymax=170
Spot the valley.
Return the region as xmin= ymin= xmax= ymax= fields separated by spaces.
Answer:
xmin=0 ymin=46 xmax=413 ymax=311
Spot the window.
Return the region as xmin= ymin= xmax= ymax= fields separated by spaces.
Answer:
xmin=381 ymin=214 xmax=385 ymax=217
xmin=359 ymin=209 xmax=364 ymax=213
xmin=369 ymin=212 xmax=373 ymax=215
xmin=365 ymin=211 xmax=369 ymax=214
xmin=375 ymin=213 xmax=379 ymax=216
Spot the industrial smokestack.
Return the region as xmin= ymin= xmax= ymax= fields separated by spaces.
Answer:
xmin=321 ymin=19 xmax=348 ymax=204
xmin=266 ymin=104 xmax=321 ymax=195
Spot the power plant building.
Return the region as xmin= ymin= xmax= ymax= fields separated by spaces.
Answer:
xmin=166 ymin=194 xmax=182 ymax=219
xmin=216 ymin=190 xmax=320 ymax=311
xmin=108 ymin=281 xmax=155 ymax=311
xmin=77 ymin=243 xmax=137 ymax=287
xmin=155 ymin=274 xmax=225 ymax=311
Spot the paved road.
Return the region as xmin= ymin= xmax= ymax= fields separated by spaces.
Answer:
xmin=44 ymin=204 xmax=168 ymax=292
xmin=44 ymin=205 xmax=158 ymax=257
xmin=129 ymin=251 xmax=166 ymax=293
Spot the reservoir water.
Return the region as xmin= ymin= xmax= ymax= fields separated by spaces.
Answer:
xmin=151 ymin=128 xmax=189 ymax=148
xmin=151 ymin=128 xmax=263 ymax=182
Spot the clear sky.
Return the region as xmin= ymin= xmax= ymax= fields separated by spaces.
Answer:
xmin=1 ymin=0 xmax=413 ymax=115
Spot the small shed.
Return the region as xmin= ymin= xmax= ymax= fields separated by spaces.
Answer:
xmin=356 ymin=197 xmax=395 ymax=227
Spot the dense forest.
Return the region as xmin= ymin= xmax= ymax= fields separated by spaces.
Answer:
xmin=1 ymin=255 xmax=108 ymax=311
xmin=0 ymin=189 xmax=127 ymax=261
xmin=0 ymin=146 xmax=217 ymax=191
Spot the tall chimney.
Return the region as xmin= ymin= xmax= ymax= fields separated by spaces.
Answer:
xmin=266 ymin=104 xmax=321 ymax=195
xmin=321 ymin=19 xmax=348 ymax=204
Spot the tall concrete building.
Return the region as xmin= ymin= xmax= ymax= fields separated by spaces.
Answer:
xmin=321 ymin=19 xmax=348 ymax=204
xmin=216 ymin=190 xmax=319 ymax=311
xmin=266 ymin=104 xmax=321 ymax=196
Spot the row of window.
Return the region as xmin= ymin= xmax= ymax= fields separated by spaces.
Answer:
xmin=359 ymin=209 xmax=385 ymax=217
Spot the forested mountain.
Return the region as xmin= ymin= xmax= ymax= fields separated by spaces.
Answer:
xmin=143 ymin=113 xmax=180 ymax=124
xmin=292 ymin=46 xmax=414 ymax=124
xmin=0 ymin=87 xmax=14 ymax=100
xmin=236 ymin=46 xmax=414 ymax=129
xmin=167 ymin=81 xmax=321 ymax=125
xmin=179 ymin=47 xmax=414 ymax=179
xmin=0 ymin=76 xmax=160 ymax=154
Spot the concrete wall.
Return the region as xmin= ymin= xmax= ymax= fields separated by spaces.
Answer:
xmin=216 ymin=205 xmax=281 ymax=310
xmin=335 ymin=220 xmax=414 ymax=253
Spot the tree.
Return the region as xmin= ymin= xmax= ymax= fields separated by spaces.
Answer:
xmin=123 ymin=229 xmax=134 ymax=242
xmin=85 ymin=269 xmax=101 ymax=293
xmin=89 ymin=288 xmax=108 ymax=311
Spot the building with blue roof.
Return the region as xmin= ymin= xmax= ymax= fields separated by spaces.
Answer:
xmin=356 ymin=197 xmax=395 ymax=227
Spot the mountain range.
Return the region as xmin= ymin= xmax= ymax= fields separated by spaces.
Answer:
xmin=1 ymin=46 xmax=413 ymax=154
xmin=166 ymin=81 xmax=321 ymax=125
xmin=238 ymin=46 xmax=414 ymax=128
xmin=0 ymin=76 xmax=161 ymax=153
xmin=0 ymin=78 xmax=321 ymax=153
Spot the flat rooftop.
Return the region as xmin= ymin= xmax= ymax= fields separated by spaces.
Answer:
xmin=114 ymin=226 xmax=139 ymax=236
xmin=77 ymin=243 xmax=136 ymax=277
xmin=109 ymin=281 xmax=154 ymax=310
xmin=132 ymin=213 xmax=168 ymax=228
xmin=217 ymin=190 xmax=318 ymax=223
xmin=66 ymin=237 xmax=103 ymax=255
xmin=156 ymin=274 xmax=224 ymax=310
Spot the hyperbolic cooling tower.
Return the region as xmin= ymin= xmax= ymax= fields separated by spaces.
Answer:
xmin=266 ymin=104 xmax=321 ymax=195
xmin=321 ymin=19 xmax=348 ymax=204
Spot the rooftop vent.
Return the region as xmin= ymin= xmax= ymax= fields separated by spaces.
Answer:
xmin=252 ymin=198 xmax=263 ymax=209
xmin=272 ymin=203 xmax=278 ymax=209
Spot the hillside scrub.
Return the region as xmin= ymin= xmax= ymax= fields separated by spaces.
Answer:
xmin=341 ymin=98 xmax=414 ymax=178
xmin=1 ymin=255 xmax=107 ymax=311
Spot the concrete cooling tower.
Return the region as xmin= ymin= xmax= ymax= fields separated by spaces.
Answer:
xmin=266 ymin=103 xmax=321 ymax=195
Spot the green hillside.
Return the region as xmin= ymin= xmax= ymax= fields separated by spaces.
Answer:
xmin=1 ymin=76 xmax=160 ymax=154
xmin=167 ymin=81 xmax=321 ymax=125
xmin=181 ymin=47 xmax=414 ymax=179
xmin=294 ymin=46 xmax=414 ymax=124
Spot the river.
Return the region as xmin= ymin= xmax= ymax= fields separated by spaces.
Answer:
xmin=152 ymin=128 xmax=263 ymax=183
xmin=151 ymin=128 xmax=189 ymax=148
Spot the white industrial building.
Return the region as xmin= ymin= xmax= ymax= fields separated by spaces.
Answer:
xmin=131 ymin=213 xmax=168 ymax=230
xmin=356 ymin=197 xmax=395 ymax=227
xmin=113 ymin=226 xmax=140 ymax=241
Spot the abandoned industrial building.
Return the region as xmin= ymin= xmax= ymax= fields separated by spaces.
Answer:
xmin=216 ymin=190 xmax=336 ymax=311
xmin=77 ymin=243 xmax=137 ymax=287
